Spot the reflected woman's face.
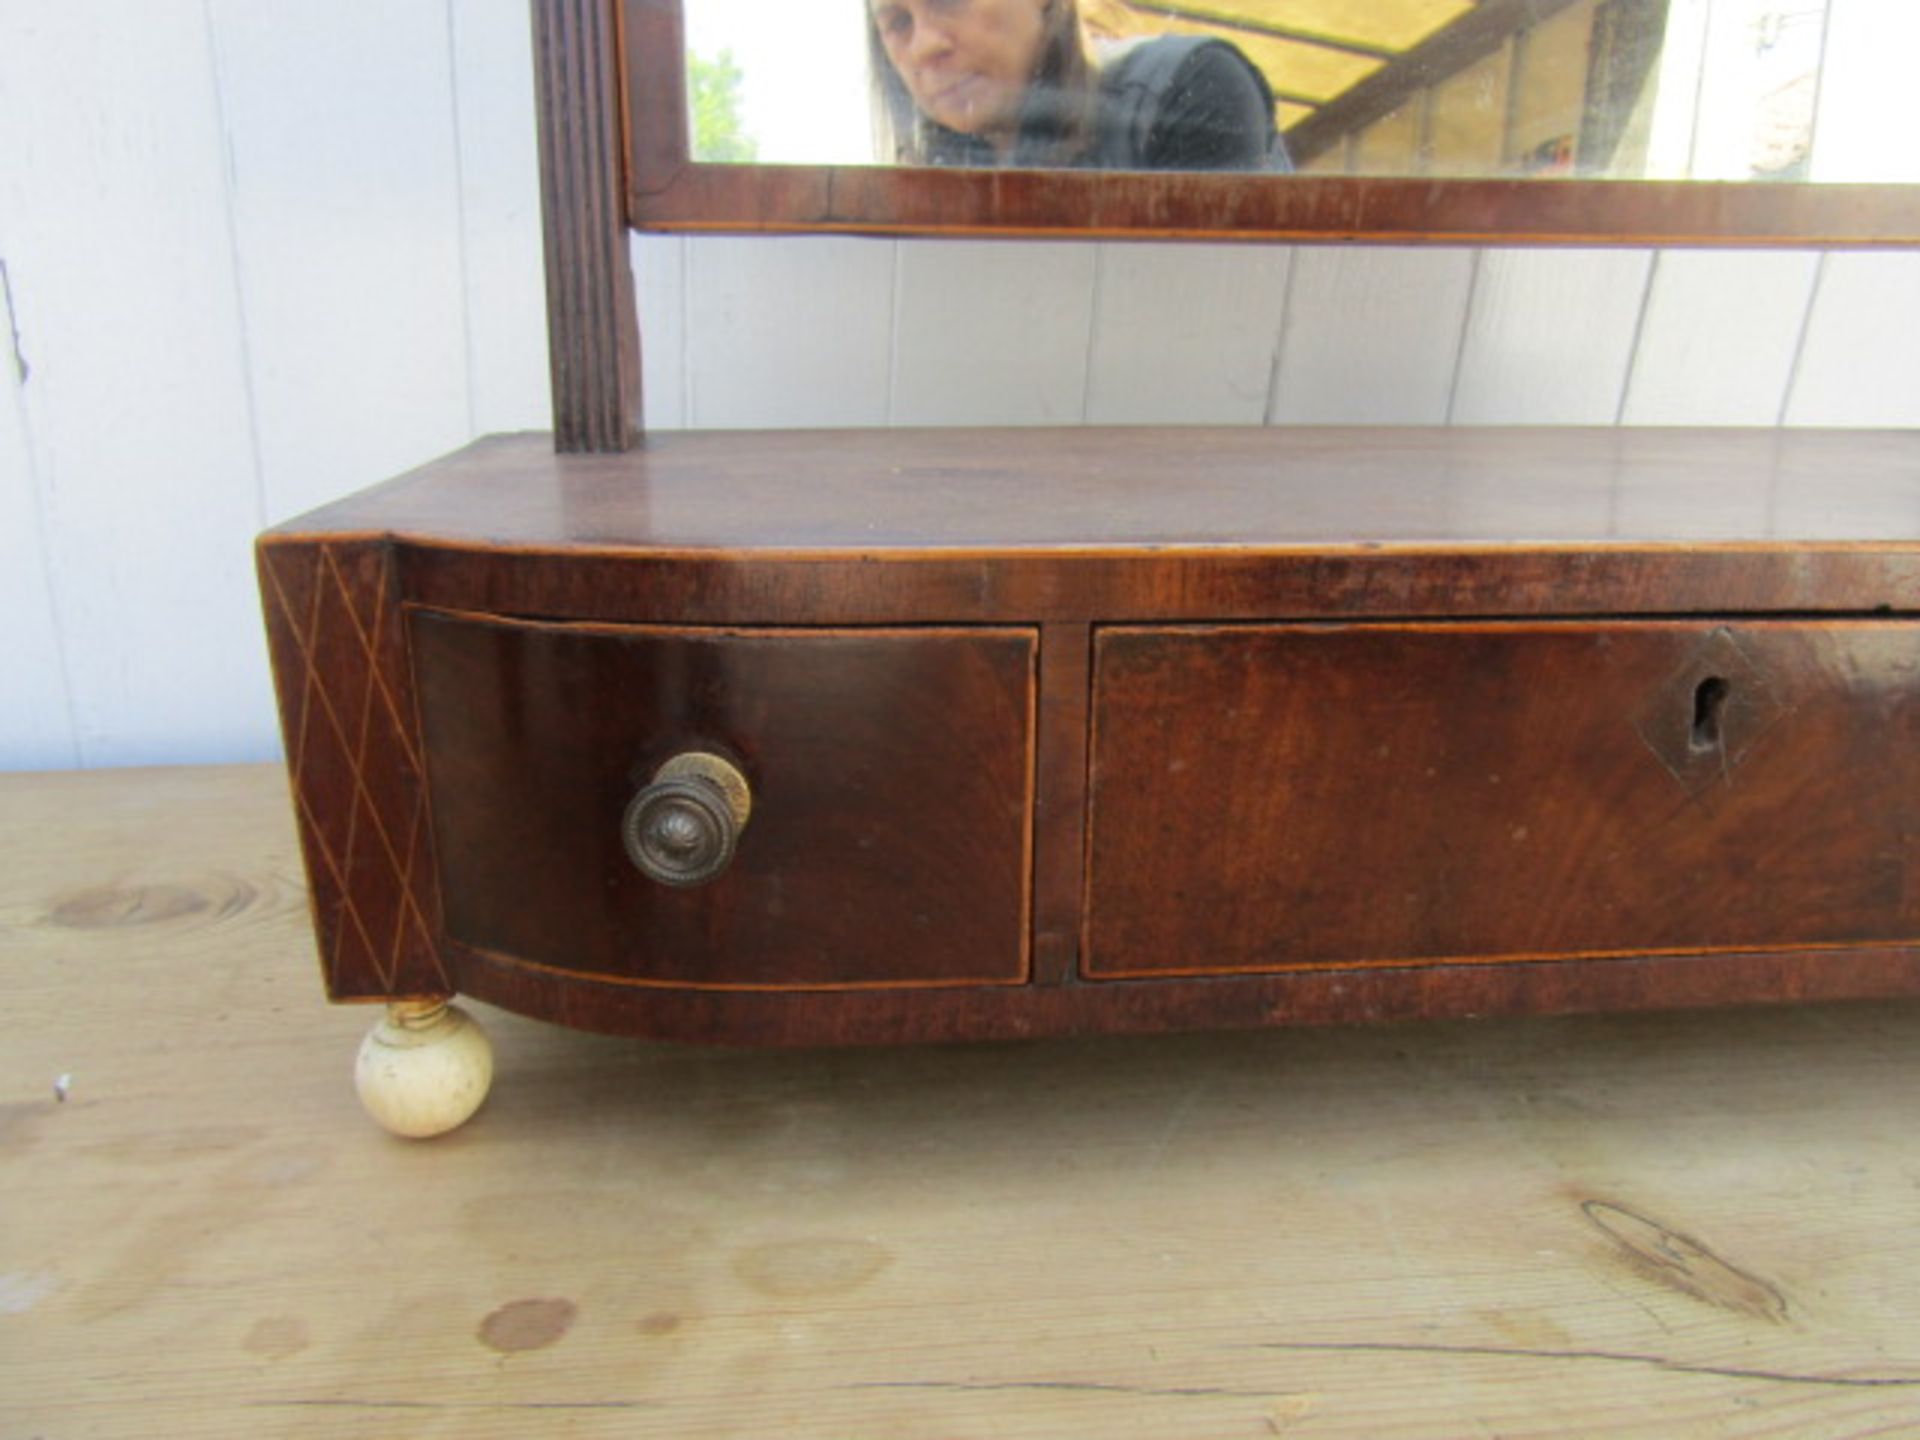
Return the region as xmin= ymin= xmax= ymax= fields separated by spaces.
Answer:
xmin=871 ymin=0 xmax=1050 ymax=148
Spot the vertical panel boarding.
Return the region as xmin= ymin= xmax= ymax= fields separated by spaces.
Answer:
xmin=0 ymin=290 xmax=74 ymax=769
xmin=1269 ymin=247 xmax=1478 ymax=426
xmin=208 ymin=0 xmax=474 ymax=521
xmin=1785 ymin=254 xmax=1920 ymax=428
xmin=1621 ymin=251 xmax=1822 ymax=426
xmin=1084 ymin=242 xmax=1292 ymax=426
xmin=634 ymin=233 xmax=689 ymax=429
xmin=0 ymin=0 xmax=270 ymax=767
xmin=1451 ymin=247 xmax=1654 ymax=424
xmin=890 ymin=240 xmax=1098 ymax=426
xmin=686 ymin=236 xmax=895 ymax=428
xmin=451 ymin=0 xmax=554 ymax=434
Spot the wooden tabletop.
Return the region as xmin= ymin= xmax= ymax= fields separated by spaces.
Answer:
xmin=281 ymin=428 xmax=1920 ymax=550
xmin=6 ymin=764 xmax=1920 ymax=1437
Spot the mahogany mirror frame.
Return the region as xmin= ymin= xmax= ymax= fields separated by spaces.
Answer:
xmin=620 ymin=0 xmax=1920 ymax=247
xmin=528 ymin=0 xmax=1920 ymax=450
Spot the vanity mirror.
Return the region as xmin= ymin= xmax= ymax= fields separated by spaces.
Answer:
xmin=631 ymin=0 xmax=1920 ymax=242
xmin=259 ymin=0 xmax=1920 ymax=1138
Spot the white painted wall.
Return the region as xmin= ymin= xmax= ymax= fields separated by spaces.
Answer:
xmin=3 ymin=2 xmax=1919 ymax=771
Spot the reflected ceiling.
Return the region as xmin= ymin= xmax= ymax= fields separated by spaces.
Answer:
xmin=1082 ymin=0 xmax=1510 ymax=138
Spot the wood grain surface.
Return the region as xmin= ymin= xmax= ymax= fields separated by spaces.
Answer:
xmin=1087 ymin=620 xmax=1920 ymax=976
xmin=257 ymin=538 xmax=447 ymax=1001
xmin=625 ymin=150 xmax=1920 ymax=248
xmin=409 ymin=609 xmax=1036 ymax=989
xmin=277 ymin=427 xmax=1920 ymax=552
xmin=7 ymin=764 xmax=1920 ymax=1438
xmin=254 ymin=428 xmax=1920 ymax=1043
xmin=265 ymin=428 xmax=1920 ymax=632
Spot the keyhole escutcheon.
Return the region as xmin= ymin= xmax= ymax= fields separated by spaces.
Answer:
xmin=1691 ymin=675 xmax=1730 ymax=751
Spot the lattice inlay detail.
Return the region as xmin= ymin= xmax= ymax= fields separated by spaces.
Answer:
xmin=260 ymin=539 xmax=448 ymax=998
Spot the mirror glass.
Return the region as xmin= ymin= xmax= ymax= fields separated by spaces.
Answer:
xmin=681 ymin=0 xmax=1918 ymax=182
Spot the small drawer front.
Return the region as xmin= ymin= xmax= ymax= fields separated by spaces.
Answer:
xmin=410 ymin=609 xmax=1035 ymax=988
xmin=1086 ymin=621 xmax=1920 ymax=979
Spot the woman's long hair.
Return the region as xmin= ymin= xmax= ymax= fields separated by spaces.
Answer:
xmin=868 ymin=0 xmax=1099 ymax=166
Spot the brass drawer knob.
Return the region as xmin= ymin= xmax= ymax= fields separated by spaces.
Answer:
xmin=622 ymin=753 xmax=753 ymax=888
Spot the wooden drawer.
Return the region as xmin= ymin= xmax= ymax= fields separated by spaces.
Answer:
xmin=409 ymin=609 xmax=1036 ymax=988
xmin=1086 ymin=621 xmax=1920 ymax=979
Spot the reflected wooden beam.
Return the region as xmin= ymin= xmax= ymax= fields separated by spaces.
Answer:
xmin=1578 ymin=0 xmax=1670 ymax=173
xmin=1284 ymin=0 xmax=1585 ymax=163
xmin=1117 ymin=0 xmax=1401 ymax=60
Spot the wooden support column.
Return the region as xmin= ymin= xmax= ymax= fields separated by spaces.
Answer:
xmin=532 ymin=0 xmax=643 ymax=451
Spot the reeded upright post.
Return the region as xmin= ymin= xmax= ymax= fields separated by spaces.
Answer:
xmin=532 ymin=0 xmax=643 ymax=452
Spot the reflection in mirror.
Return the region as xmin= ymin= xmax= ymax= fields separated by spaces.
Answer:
xmin=682 ymin=0 xmax=1918 ymax=181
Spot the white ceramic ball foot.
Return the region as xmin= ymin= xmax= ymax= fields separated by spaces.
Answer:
xmin=354 ymin=1000 xmax=493 ymax=1138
